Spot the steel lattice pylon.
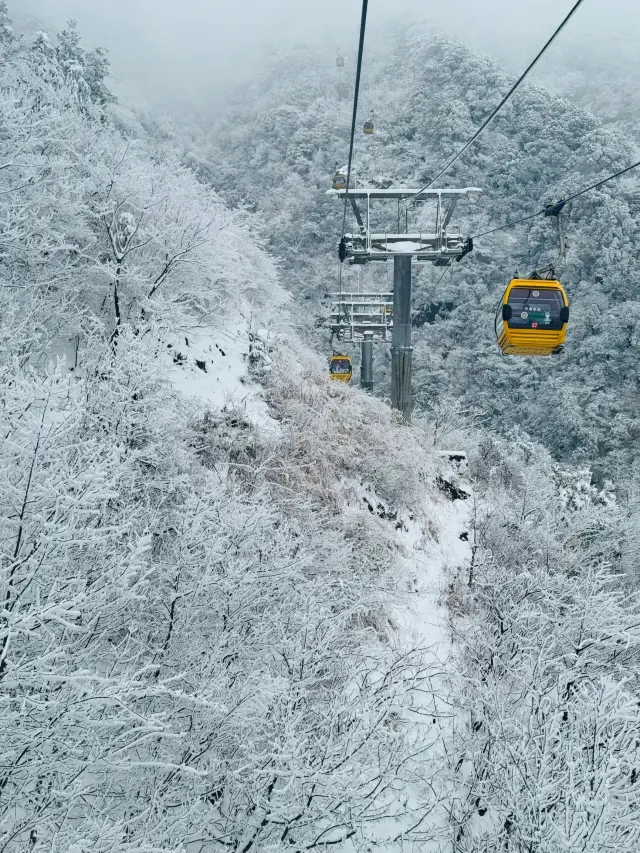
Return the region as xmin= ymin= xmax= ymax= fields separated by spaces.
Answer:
xmin=329 ymin=185 xmax=480 ymax=419
xmin=330 ymin=291 xmax=393 ymax=343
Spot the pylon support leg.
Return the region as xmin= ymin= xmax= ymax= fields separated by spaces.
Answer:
xmin=360 ymin=330 xmax=374 ymax=392
xmin=391 ymin=255 xmax=412 ymax=422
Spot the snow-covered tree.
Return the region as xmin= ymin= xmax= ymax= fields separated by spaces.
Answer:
xmin=84 ymin=45 xmax=115 ymax=106
xmin=55 ymin=18 xmax=91 ymax=101
xmin=0 ymin=0 xmax=13 ymax=44
xmin=442 ymin=428 xmax=640 ymax=851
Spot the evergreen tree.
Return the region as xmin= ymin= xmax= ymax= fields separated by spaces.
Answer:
xmin=85 ymin=45 xmax=115 ymax=106
xmin=0 ymin=0 xmax=13 ymax=45
xmin=29 ymin=31 xmax=64 ymax=90
xmin=55 ymin=18 xmax=90 ymax=102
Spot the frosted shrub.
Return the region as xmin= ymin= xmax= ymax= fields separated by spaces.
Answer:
xmin=263 ymin=341 xmax=437 ymax=513
xmin=448 ymin=433 xmax=640 ymax=852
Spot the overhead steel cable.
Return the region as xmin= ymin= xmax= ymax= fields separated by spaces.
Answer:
xmin=472 ymin=157 xmax=640 ymax=240
xmin=472 ymin=209 xmax=543 ymax=240
xmin=340 ymin=0 xmax=369 ymax=241
xmin=405 ymin=0 xmax=586 ymax=203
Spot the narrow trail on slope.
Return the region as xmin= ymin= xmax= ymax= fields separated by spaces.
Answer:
xmin=348 ymin=457 xmax=472 ymax=851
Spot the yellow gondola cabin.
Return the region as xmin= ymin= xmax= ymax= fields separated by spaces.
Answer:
xmin=329 ymin=354 xmax=352 ymax=382
xmin=332 ymin=171 xmax=346 ymax=190
xmin=496 ymin=278 xmax=569 ymax=356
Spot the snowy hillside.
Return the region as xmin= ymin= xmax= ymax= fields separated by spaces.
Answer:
xmin=0 ymin=9 xmax=471 ymax=850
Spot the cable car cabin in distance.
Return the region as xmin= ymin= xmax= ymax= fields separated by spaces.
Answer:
xmin=329 ymin=354 xmax=352 ymax=383
xmin=497 ymin=279 xmax=569 ymax=356
xmin=363 ymin=119 xmax=374 ymax=135
xmin=332 ymin=171 xmax=346 ymax=190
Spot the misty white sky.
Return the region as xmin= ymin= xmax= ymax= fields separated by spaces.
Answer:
xmin=14 ymin=0 xmax=639 ymax=107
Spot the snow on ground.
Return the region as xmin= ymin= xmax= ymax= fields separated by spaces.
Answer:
xmin=164 ymin=314 xmax=278 ymax=433
xmin=347 ymin=458 xmax=472 ymax=851
xmin=393 ymin=457 xmax=472 ymax=851
xmin=398 ymin=480 xmax=470 ymax=666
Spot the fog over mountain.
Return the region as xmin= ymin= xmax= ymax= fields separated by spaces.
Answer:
xmin=15 ymin=0 xmax=639 ymax=107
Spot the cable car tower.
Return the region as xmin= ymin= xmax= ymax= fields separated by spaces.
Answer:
xmin=329 ymin=185 xmax=481 ymax=419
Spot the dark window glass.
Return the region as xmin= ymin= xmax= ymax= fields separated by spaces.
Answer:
xmin=330 ymin=359 xmax=351 ymax=374
xmin=507 ymin=287 xmax=564 ymax=330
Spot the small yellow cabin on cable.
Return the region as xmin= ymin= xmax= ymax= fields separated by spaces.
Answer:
xmin=363 ymin=118 xmax=374 ymax=135
xmin=332 ymin=171 xmax=346 ymax=190
xmin=496 ymin=279 xmax=569 ymax=356
xmin=329 ymin=354 xmax=352 ymax=382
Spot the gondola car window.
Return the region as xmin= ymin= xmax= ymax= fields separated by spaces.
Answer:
xmin=507 ymin=287 xmax=565 ymax=330
xmin=330 ymin=359 xmax=351 ymax=373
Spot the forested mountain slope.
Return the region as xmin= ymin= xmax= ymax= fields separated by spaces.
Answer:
xmin=0 ymin=10 xmax=452 ymax=850
xmin=2 ymin=6 xmax=640 ymax=851
xmin=198 ymin=26 xmax=640 ymax=477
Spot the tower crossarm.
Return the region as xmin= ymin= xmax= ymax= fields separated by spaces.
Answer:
xmin=332 ymin=186 xmax=480 ymax=265
xmin=328 ymin=187 xmax=482 ymax=200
